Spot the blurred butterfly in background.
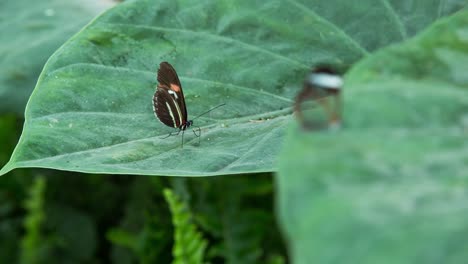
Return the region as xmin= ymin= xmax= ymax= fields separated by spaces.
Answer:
xmin=294 ymin=65 xmax=343 ymax=130
xmin=153 ymin=62 xmax=225 ymax=147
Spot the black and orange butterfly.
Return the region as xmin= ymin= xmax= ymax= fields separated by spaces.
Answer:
xmin=153 ymin=62 xmax=224 ymax=147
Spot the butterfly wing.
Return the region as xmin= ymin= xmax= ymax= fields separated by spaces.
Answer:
xmin=153 ymin=62 xmax=188 ymax=128
xmin=157 ymin=62 xmax=187 ymax=116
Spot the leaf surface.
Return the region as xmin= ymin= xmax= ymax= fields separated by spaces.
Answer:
xmin=1 ymin=0 xmax=466 ymax=176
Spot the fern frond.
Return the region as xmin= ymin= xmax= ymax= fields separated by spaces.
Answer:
xmin=20 ymin=177 xmax=46 ymax=264
xmin=164 ymin=188 xmax=207 ymax=264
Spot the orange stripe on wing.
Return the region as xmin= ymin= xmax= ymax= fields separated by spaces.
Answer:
xmin=170 ymin=84 xmax=181 ymax=92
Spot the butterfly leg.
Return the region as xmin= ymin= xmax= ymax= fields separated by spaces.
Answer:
xmin=329 ymin=94 xmax=341 ymax=129
xmin=192 ymin=126 xmax=201 ymax=145
xmin=181 ymin=129 xmax=185 ymax=148
xmin=161 ymin=131 xmax=175 ymax=139
xmin=161 ymin=128 xmax=182 ymax=139
xmin=295 ymin=89 xmax=325 ymax=130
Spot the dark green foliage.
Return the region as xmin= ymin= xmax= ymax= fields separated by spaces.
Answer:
xmin=104 ymin=175 xmax=285 ymax=264
xmin=106 ymin=178 xmax=173 ymax=264
xmin=164 ymin=188 xmax=208 ymax=264
xmin=0 ymin=168 xmax=284 ymax=263
xmin=183 ymin=175 xmax=287 ymax=264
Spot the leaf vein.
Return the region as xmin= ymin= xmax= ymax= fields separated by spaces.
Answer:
xmin=105 ymin=22 xmax=310 ymax=68
xmin=287 ymin=0 xmax=369 ymax=55
xmin=380 ymin=0 xmax=408 ymax=39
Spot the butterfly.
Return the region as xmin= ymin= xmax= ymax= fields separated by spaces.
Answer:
xmin=153 ymin=61 xmax=224 ymax=147
xmin=294 ymin=65 xmax=343 ymax=130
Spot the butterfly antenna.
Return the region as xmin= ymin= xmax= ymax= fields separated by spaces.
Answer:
xmin=192 ymin=103 xmax=226 ymax=120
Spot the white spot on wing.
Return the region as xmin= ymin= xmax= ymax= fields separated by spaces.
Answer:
xmin=309 ymin=73 xmax=343 ymax=89
xmin=168 ymin=90 xmax=178 ymax=99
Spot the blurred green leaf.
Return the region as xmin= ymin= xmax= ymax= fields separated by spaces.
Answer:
xmin=107 ymin=229 xmax=139 ymax=253
xmin=1 ymin=0 xmax=465 ymax=176
xmin=277 ymin=10 xmax=468 ymax=264
xmin=0 ymin=0 xmax=114 ymax=115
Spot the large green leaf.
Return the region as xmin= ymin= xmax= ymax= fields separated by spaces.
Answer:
xmin=1 ymin=0 xmax=466 ymax=176
xmin=277 ymin=10 xmax=468 ymax=264
xmin=0 ymin=0 xmax=114 ymax=115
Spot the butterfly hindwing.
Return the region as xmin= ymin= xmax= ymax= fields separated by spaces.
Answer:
xmin=153 ymin=89 xmax=183 ymax=128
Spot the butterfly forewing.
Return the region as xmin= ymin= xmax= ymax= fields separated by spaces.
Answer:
xmin=153 ymin=62 xmax=188 ymax=128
